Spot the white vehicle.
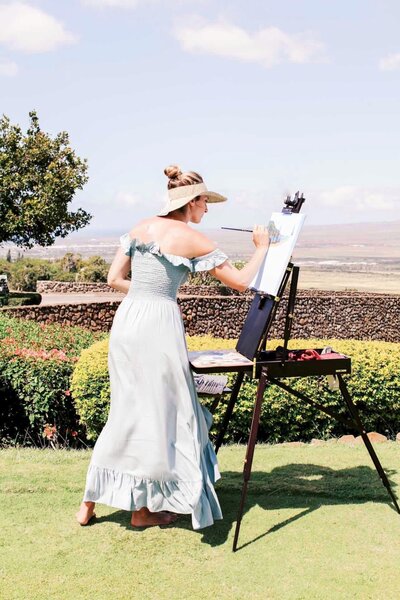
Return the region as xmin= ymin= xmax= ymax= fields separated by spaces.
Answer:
xmin=0 ymin=274 xmax=9 ymax=298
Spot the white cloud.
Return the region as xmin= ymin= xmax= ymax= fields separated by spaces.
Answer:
xmin=379 ymin=53 xmax=400 ymax=71
xmin=0 ymin=2 xmax=77 ymax=53
xmin=230 ymin=189 xmax=266 ymax=210
xmin=174 ymin=19 xmax=325 ymax=67
xmin=319 ymin=186 xmax=399 ymax=211
xmin=82 ymin=0 xmax=197 ymax=8
xmin=114 ymin=191 xmax=142 ymax=206
xmin=82 ymin=0 xmax=140 ymax=7
xmin=0 ymin=57 xmax=18 ymax=76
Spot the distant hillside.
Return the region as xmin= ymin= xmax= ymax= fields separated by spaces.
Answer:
xmin=297 ymin=220 xmax=400 ymax=250
xmin=203 ymin=220 xmax=400 ymax=261
xmin=1 ymin=220 xmax=399 ymax=262
xmin=1 ymin=220 xmax=399 ymax=293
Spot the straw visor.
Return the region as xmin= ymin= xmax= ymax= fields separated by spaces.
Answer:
xmin=158 ymin=183 xmax=227 ymax=216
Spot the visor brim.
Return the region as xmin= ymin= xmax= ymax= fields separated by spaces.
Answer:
xmin=157 ymin=190 xmax=227 ymax=216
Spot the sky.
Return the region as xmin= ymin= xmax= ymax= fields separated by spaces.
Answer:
xmin=1 ymin=0 xmax=400 ymax=232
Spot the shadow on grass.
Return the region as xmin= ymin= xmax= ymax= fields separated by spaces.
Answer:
xmin=92 ymin=462 xmax=399 ymax=551
xmin=199 ymin=462 xmax=399 ymax=550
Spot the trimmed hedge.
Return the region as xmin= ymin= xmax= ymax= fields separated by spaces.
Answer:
xmin=70 ymin=335 xmax=400 ymax=443
xmin=70 ymin=339 xmax=111 ymax=440
xmin=2 ymin=292 xmax=42 ymax=307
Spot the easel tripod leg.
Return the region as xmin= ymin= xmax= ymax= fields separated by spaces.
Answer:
xmin=215 ymin=371 xmax=245 ymax=454
xmin=233 ymin=371 xmax=268 ymax=551
xmin=337 ymin=374 xmax=400 ymax=514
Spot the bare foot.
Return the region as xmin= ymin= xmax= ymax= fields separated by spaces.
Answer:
xmin=76 ymin=501 xmax=96 ymax=525
xmin=131 ymin=507 xmax=178 ymax=527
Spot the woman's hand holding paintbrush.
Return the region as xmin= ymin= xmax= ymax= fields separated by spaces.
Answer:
xmin=222 ymin=220 xmax=280 ymax=244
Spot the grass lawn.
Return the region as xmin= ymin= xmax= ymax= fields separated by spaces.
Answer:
xmin=1 ymin=443 xmax=400 ymax=600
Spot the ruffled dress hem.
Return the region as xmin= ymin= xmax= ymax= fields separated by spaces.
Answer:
xmin=83 ymin=459 xmax=223 ymax=530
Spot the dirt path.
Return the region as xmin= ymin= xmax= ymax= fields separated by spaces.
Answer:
xmin=39 ymin=292 xmax=124 ymax=305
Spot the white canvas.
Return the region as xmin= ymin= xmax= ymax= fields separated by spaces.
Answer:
xmin=250 ymin=212 xmax=306 ymax=295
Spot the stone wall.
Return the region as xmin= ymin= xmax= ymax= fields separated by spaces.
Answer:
xmin=36 ymin=281 xmax=120 ymax=294
xmin=2 ymin=290 xmax=400 ymax=342
xmin=36 ymin=280 xmax=246 ymax=296
xmin=2 ymin=301 xmax=119 ymax=331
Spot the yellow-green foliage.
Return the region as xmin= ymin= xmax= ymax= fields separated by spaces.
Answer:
xmin=186 ymin=335 xmax=235 ymax=351
xmin=70 ymin=339 xmax=110 ymax=440
xmin=71 ymin=336 xmax=400 ymax=443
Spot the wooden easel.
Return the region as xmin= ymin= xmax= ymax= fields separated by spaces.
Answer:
xmin=189 ymin=194 xmax=400 ymax=551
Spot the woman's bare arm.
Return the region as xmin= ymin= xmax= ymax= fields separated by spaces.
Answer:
xmin=107 ymin=248 xmax=132 ymax=294
xmin=209 ymin=225 xmax=269 ymax=292
xmin=210 ymin=250 xmax=267 ymax=292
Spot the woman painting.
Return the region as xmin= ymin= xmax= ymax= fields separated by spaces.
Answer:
xmin=76 ymin=165 xmax=269 ymax=529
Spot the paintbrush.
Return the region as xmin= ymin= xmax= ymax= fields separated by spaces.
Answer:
xmin=222 ymin=221 xmax=281 ymax=243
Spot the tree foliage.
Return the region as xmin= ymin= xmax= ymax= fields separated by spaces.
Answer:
xmin=0 ymin=111 xmax=91 ymax=248
xmin=0 ymin=253 xmax=110 ymax=291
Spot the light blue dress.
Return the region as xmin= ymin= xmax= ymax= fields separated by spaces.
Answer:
xmin=83 ymin=235 xmax=228 ymax=529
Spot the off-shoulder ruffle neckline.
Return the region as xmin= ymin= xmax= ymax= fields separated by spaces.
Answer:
xmin=120 ymin=233 xmax=228 ymax=272
xmin=120 ymin=234 xmax=193 ymax=269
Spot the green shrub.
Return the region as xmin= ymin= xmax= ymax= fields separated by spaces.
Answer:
xmin=0 ymin=257 xmax=61 ymax=291
xmin=0 ymin=343 xmax=75 ymax=437
xmin=5 ymin=292 xmax=42 ymax=307
xmin=70 ymin=339 xmax=111 ymax=440
xmin=0 ymin=254 xmax=109 ymax=291
xmin=0 ymin=314 xmax=105 ymax=444
xmin=0 ymin=314 xmax=101 ymax=357
xmin=75 ymin=255 xmax=109 ymax=282
xmin=70 ymin=335 xmax=400 ymax=443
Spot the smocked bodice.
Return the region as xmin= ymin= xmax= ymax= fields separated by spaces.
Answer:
xmin=120 ymin=234 xmax=228 ymax=301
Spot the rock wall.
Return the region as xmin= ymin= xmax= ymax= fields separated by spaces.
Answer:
xmin=2 ymin=290 xmax=400 ymax=342
xmin=36 ymin=280 xmax=245 ymax=296
xmin=36 ymin=281 xmax=121 ymax=294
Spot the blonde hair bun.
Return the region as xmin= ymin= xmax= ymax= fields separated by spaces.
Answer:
xmin=164 ymin=165 xmax=182 ymax=180
xmin=164 ymin=165 xmax=203 ymax=190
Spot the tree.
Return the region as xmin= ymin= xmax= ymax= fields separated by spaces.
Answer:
xmin=60 ymin=252 xmax=82 ymax=273
xmin=0 ymin=111 xmax=91 ymax=248
xmin=77 ymin=256 xmax=109 ymax=282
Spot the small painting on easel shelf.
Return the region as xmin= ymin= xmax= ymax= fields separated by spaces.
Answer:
xmin=250 ymin=212 xmax=306 ymax=296
xmin=189 ymin=350 xmax=253 ymax=369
